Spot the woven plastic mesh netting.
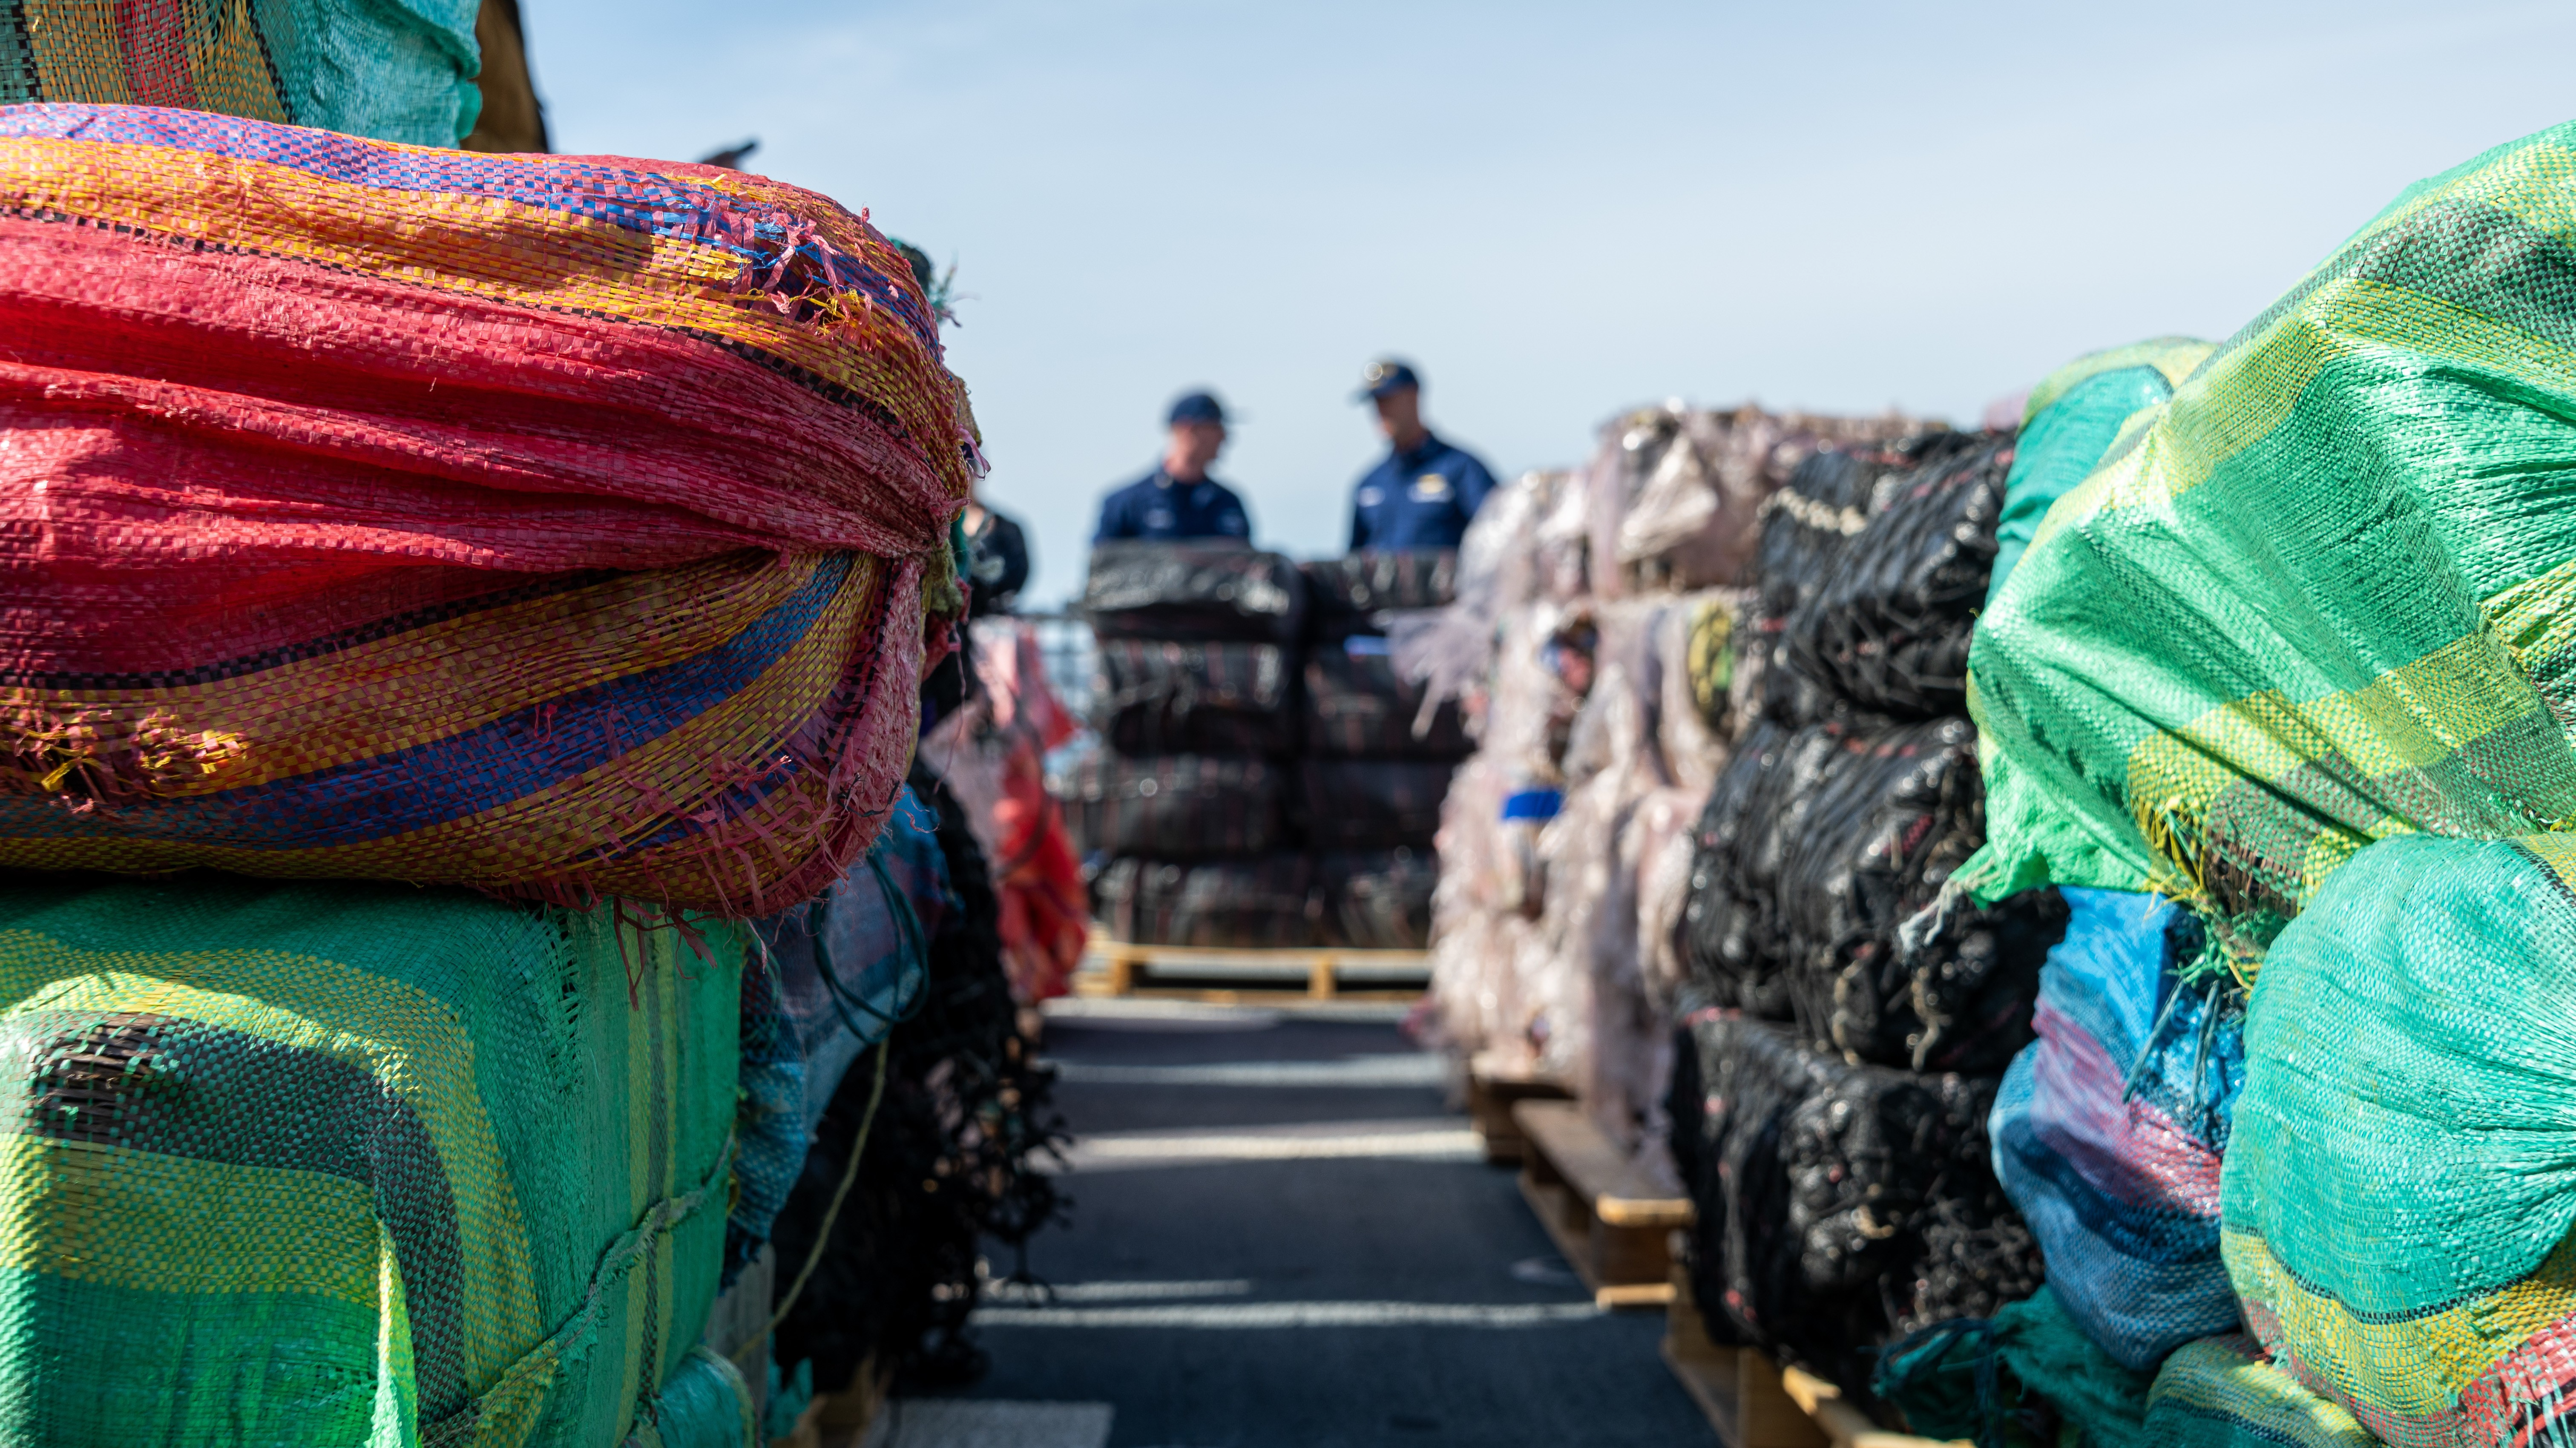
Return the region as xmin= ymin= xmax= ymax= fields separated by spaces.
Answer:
xmin=1668 ymin=1012 xmax=2042 ymax=1403
xmin=1986 ymin=338 xmax=2212 ymax=603
xmin=0 ymin=104 xmax=978 ymax=916
xmin=1990 ymin=886 xmax=2245 ymax=1373
xmin=0 ymin=0 xmax=485 ymax=147
xmin=2221 ymin=832 xmax=2576 ymax=1448
xmin=2144 ymin=1335 xmax=2377 ymax=1448
xmin=0 ymin=871 xmax=745 ymax=1447
xmin=1967 ymin=121 xmax=2576 ymax=952
xmin=1874 ymin=1283 xmax=2156 ymax=1448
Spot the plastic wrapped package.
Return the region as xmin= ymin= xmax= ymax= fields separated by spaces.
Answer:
xmin=1777 ymin=718 xmax=2052 ymax=1072
xmin=1082 ymin=542 xmax=1306 ymax=642
xmin=1426 ymin=753 xmax=1542 ymax=1062
xmin=920 ymin=618 xmax=1088 ymax=1005
xmin=1091 ymin=638 xmax=1295 ymax=756
xmin=1750 ymin=448 xmax=1903 ymax=728
xmin=1774 ymin=431 xmax=2012 ymax=722
xmin=1534 ymin=605 xmax=1696 ymax=1146
xmin=1632 ymin=783 xmax=1707 ymax=1020
xmin=1671 ymin=1012 xmax=2040 ymax=1403
xmin=1059 ymin=754 xmax=1288 ymax=859
xmin=1293 ymin=758 xmax=1455 ymax=851
xmin=1302 ymin=551 xmax=1458 ymax=623
xmin=1651 ymin=589 xmax=1745 ymax=791
xmin=1587 ymin=404 xmax=1936 ymax=599
xmin=1682 ymin=720 xmax=1840 ymax=1017
xmin=1304 ymin=634 xmax=1475 ymax=759
xmin=1388 ymin=471 xmax=1561 ymax=723
xmin=1093 ymin=855 xmax=1319 ymax=948
xmin=1316 ymin=848 xmax=1438 ymax=950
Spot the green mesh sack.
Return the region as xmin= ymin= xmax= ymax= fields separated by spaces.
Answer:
xmin=0 ymin=872 xmax=748 ymax=1448
xmin=0 ymin=0 xmax=484 ymax=145
xmin=1964 ymin=121 xmax=2576 ymax=949
xmin=2221 ymin=832 xmax=2576 ymax=1447
xmin=1873 ymin=1284 xmax=2152 ymax=1448
xmin=1986 ymin=338 xmax=2211 ymax=603
xmin=2143 ymin=1336 xmax=2375 ymax=1448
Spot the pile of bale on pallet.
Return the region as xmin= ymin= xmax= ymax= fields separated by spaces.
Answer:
xmin=0 ymin=46 xmax=1058 ymax=1447
xmin=1417 ymin=404 xmax=1920 ymax=1152
xmin=1666 ymin=428 xmax=2068 ymax=1400
xmin=1067 ymin=545 xmax=1470 ymax=951
xmin=1874 ymin=120 xmax=2576 ymax=1448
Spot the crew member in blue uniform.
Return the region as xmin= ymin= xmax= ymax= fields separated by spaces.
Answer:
xmin=1348 ymin=359 xmax=1498 ymax=551
xmin=1093 ymin=391 xmax=1255 ymax=543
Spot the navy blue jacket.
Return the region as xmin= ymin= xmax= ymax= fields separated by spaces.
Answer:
xmin=1094 ymin=468 xmax=1254 ymax=543
xmin=1349 ymin=433 xmax=1498 ymax=551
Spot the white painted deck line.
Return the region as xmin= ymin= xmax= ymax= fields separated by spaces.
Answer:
xmin=1044 ymin=1055 xmax=1446 ymax=1087
xmin=1043 ymin=1118 xmax=1481 ymax=1172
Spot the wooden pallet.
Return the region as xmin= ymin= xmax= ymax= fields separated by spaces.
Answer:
xmin=1512 ymin=1098 xmax=1694 ymax=1309
xmin=1466 ymin=1052 xmax=1572 ymax=1164
xmin=1078 ymin=929 xmax=1430 ymax=1002
xmin=1662 ymin=1233 xmax=1962 ymax=1448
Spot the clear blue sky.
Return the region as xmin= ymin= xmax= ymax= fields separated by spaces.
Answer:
xmin=529 ymin=0 xmax=2576 ymax=607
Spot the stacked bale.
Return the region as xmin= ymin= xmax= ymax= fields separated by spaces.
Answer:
xmin=1885 ymin=121 xmax=2576 ymax=1448
xmin=1298 ymin=552 xmax=1470 ymax=949
xmin=1074 ymin=543 xmax=1314 ymax=946
xmin=0 ymin=98 xmax=1044 ymax=1445
xmin=1417 ymin=404 xmax=1925 ymax=1155
xmin=1669 ymin=428 xmax=2070 ymax=1411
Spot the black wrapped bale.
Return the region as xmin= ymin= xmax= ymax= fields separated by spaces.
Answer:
xmin=1303 ymin=639 xmax=1472 ymax=759
xmin=1681 ymin=720 xmax=1839 ymax=1018
xmin=1778 ymin=717 xmax=2058 ymax=1072
xmin=1315 ymin=848 xmax=1437 ymax=950
xmin=1750 ymin=448 xmax=1895 ymax=729
xmin=1292 ymin=758 xmax=1454 ymax=851
xmin=1094 ymin=855 xmax=1320 ymax=948
xmin=1300 ymin=550 xmax=1458 ymax=627
xmin=1092 ymin=638 xmax=1296 ymax=756
xmin=1774 ymin=432 xmax=2011 ymax=722
xmin=1670 ymin=1013 xmax=2039 ymax=1404
xmin=1683 ymin=717 xmax=2060 ymax=1071
xmin=1083 ymin=542 xmax=1306 ymax=643
xmin=1059 ymin=754 xmax=1288 ymax=859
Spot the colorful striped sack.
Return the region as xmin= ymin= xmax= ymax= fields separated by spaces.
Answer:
xmin=2145 ymin=1336 xmax=2376 ymax=1448
xmin=1964 ymin=120 xmax=2576 ymax=951
xmin=0 ymin=103 xmax=976 ymax=916
xmin=1990 ymin=887 xmax=2245 ymax=1371
xmin=0 ymin=0 xmax=485 ymax=147
xmin=0 ymin=871 xmax=748 ymax=1448
xmin=2223 ymin=833 xmax=2576 ymax=1447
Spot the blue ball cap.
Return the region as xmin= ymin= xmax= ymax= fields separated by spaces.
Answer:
xmin=1355 ymin=358 xmax=1421 ymax=401
xmin=1167 ymin=390 xmax=1228 ymax=427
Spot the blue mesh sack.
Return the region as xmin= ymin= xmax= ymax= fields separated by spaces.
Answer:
xmin=1991 ymin=887 xmax=2245 ymax=1370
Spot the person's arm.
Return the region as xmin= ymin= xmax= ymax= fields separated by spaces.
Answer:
xmin=1093 ymin=492 xmax=1130 ymax=543
xmin=1349 ymin=490 xmax=1371 ymax=552
xmin=1455 ymin=454 xmax=1499 ymax=520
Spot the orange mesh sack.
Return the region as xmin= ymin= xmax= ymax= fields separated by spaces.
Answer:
xmin=0 ymin=104 xmax=978 ymax=916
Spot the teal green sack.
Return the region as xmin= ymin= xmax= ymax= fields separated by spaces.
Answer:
xmin=0 ymin=873 xmax=745 ymax=1448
